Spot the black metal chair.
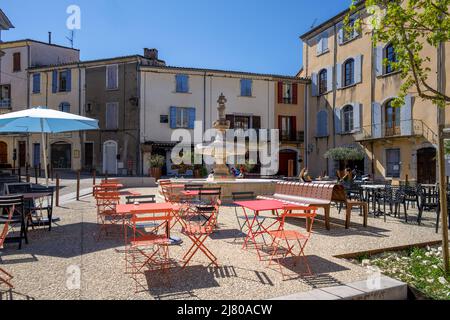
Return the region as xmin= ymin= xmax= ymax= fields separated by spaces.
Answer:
xmin=125 ymin=195 xmax=156 ymax=204
xmin=28 ymin=186 xmax=56 ymax=231
xmin=0 ymin=195 xmax=27 ymax=250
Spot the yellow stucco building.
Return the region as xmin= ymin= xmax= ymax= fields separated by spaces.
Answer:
xmin=300 ymin=4 xmax=450 ymax=184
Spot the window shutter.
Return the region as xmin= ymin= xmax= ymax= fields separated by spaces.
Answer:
xmin=184 ymin=75 xmax=189 ymax=93
xmin=188 ymin=108 xmax=196 ymax=129
xmin=277 ymin=82 xmax=283 ymax=104
xmin=334 ymin=108 xmax=342 ymax=134
xmin=326 ymin=66 xmax=333 ymax=92
xmin=291 ymin=116 xmax=297 ymax=134
xmin=322 ymin=32 xmax=329 ymax=51
xmin=278 ymin=116 xmax=283 ymax=131
xmin=311 ymin=73 xmax=318 ymax=97
xmin=292 ymin=83 xmax=298 ymax=104
xmin=353 ymin=103 xmax=362 ymax=132
xmin=316 ymin=35 xmax=323 ymax=55
xmin=400 ymin=94 xmax=413 ymax=136
xmin=66 ymin=69 xmax=72 ymax=92
xmin=336 ymin=63 xmax=342 ymax=89
xmin=372 ymin=102 xmax=382 ymax=138
xmin=170 ymin=107 xmax=177 ymax=129
xmin=33 ymin=74 xmax=41 ymax=94
xmin=13 ymin=52 xmax=21 ymax=72
xmin=240 ymin=79 xmax=245 ymax=96
xmin=252 ymin=116 xmax=261 ymax=130
xmin=226 ymin=115 xmax=235 ymax=129
xmin=375 ymin=46 xmax=383 ymax=77
xmin=354 ymin=54 xmax=362 ymax=84
xmin=52 ymin=70 xmax=58 ymax=93
xmin=337 ymin=24 xmax=344 ymax=45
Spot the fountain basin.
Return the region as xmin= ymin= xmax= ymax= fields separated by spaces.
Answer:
xmin=158 ymin=178 xmax=280 ymax=204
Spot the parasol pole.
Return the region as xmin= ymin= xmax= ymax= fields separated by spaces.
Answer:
xmin=40 ymin=118 xmax=49 ymax=187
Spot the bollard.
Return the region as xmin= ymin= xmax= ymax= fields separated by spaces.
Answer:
xmin=26 ymin=165 xmax=30 ymax=182
xmin=76 ymin=170 xmax=80 ymax=201
xmin=105 ymin=171 xmax=108 ymax=182
xmin=18 ymin=166 xmax=22 ymax=182
xmin=56 ymin=174 xmax=60 ymax=207
xmin=39 ymin=163 xmax=42 ymax=178
xmin=35 ymin=167 xmax=39 ymax=184
xmin=92 ymin=169 xmax=96 ymax=186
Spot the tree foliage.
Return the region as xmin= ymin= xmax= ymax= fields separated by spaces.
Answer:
xmin=324 ymin=147 xmax=366 ymax=161
xmin=347 ymin=0 xmax=450 ymax=108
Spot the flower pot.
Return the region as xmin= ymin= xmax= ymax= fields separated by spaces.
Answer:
xmin=150 ymin=167 xmax=162 ymax=181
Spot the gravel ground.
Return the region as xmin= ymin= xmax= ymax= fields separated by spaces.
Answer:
xmin=0 ymin=187 xmax=443 ymax=300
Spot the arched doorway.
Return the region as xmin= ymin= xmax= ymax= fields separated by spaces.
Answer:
xmin=103 ymin=141 xmax=118 ymax=175
xmin=51 ymin=142 xmax=72 ymax=169
xmin=0 ymin=141 xmax=7 ymax=164
xmin=417 ymin=147 xmax=436 ymax=184
xmin=277 ymin=149 xmax=298 ymax=177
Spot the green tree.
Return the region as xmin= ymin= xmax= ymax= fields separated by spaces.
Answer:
xmin=346 ymin=0 xmax=450 ymax=108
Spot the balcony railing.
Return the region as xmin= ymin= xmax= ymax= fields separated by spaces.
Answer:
xmin=280 ymin=130 xmax=304 ymax=143
xmin=354 ymin=119 xmax=438 ymax=144
xmin=0 ymin=99 xmax=11 ymax=108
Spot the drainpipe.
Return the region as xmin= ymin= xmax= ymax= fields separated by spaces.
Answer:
xmin=304 ymin=82 xmax=309 ymax=168
xmin=203 ymin=71 xmax=206 ymax=133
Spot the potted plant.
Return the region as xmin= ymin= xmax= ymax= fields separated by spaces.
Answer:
xmin=148 ymin=154 xmax=165 ymax=181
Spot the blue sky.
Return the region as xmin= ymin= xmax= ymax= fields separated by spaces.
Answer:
xmin=2 ymin=0 xmax=349 ymax=76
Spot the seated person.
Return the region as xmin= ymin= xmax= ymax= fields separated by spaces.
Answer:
xmin=299 ymin=168 xmax=313 ymax=183
xmin=340 ymin=168 xmax=353 ymax=183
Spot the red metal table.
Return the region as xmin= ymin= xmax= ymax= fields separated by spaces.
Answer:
xmin=234 ymin=200 xmax=304 ymax=261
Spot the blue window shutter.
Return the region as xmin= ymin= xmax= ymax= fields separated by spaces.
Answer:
xmin=400 ymin=94 xmax=413 ymax=136
xmin=33 ymin=74 xmax=41 ymax=93
xmin=311 ymin=73 xmax=318 ymax=97
xmin=334 ymin=108 xmax=341 ymax=134
xmin=175 ymin=75 xmax=181 ymax=92
xmin=354 ymin=54 xmax=362 ymax=84
xmin=52 ymin=70 xmax=58 ymax=93
xmin=326 ymin=66 xmax=333 ymax=92
xmin=170 ymin=107 xmax=177 ymax=129
xmin=353 ymin=103 xmax=362 ymax=132
xmin=372 ymin=102 xmax=382 ymax=138
xmin=66 ymin=69 xmax=72 ymax=92
xmin=188 ymin=108 xmax=196 ymax=129
xmin=375 ymin=46 xmax=383 ymax=76
xmin=336 ymin=63 xmax=342 ymax=89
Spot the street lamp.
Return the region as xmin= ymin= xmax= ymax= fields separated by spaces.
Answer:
xmin=437 ymin=126 xmax=450 ymax=274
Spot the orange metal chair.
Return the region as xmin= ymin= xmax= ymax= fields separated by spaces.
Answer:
xmin=267 ymin=206 xmax=317 ymax=280
xmin=101 ymin=179 xmax=120 ymax=185
xmin=95 ymin=191 xmax=122 ymax=240
xmin=0 ymin=203 xmax=15 ymax=289
xmin=180 ymin=199 xmax=221 ymax=268
xmin=125 ymin=210 xmax=173 ymax=291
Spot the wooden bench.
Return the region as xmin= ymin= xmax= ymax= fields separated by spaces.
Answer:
xmin=258 ymin=182 xmax=367 ymax=230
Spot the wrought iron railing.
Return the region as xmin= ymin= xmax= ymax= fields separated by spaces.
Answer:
xmin=280 ymin=130 xmax=304 ymax=143
xmin=354 ymin=119 xmax=438 ymax=144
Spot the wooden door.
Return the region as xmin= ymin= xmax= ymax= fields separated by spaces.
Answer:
xmin=278 ymin=151 xmax=298 ymax=177
xmin=18 ymin=141 xmax=26 ymax=167
xmin=417 ymin=148 xmax=436 ymax=184
xmin=0 ymin=142 xmax=7 ymax=164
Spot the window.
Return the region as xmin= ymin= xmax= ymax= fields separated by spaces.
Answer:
xmin=385 ymin=44 xmax=397 ymax=74
xmin=385 ymin=100 xmax=401 ymax=136
xmin=282 ymin=83 xmax=292 ymax=104
xmin=0 ymin=85 xmax=11 ymax=108
xmin=59 ymin=102 xmax=70 ymax=113
xmin=280 ymin=116 xmax=297 ymax=141
xmin=386 ymin=148 xmax=401 ymax=178
xmin=316 ymin=32 xmax=329 ymax=55
xmin=175 ymin=74 xmax=189 ymax=93
xmin=342 ymin=105 xmax=354 ymax=133
xmin=160 ymin=115 xmax=169 ymax=123
xmin=344 ymin=59 xmax=355 ymax=86
xmin=240 ymin=79 xmax=253 ymax=97
xmin=319 ymin=69 xmax=328 ymax=95
xmin=59 ymin=70 xmax=68 ymax=92
xmin=13 ymin=52 xmax=21 ymax=72
xmin=342 ymin=18 xmax=357 ymax=43
xmin=234 ymin=116 xmax=251 ymax=130
xmin=106 ymin=102 xmax=119 ymax=130
xmin=32 ymin=73 xmax=41 ymax=94
xmin=176 ymin=108 xmax=189 ymax=128
xmin=106 ymin=65 xmax=119 ymax=90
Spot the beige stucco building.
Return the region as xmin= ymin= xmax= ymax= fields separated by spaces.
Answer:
xmin=300 ymin=4 xmax=449 ymax=184
xmin=0 ymin=39 xmax=79 ymax=170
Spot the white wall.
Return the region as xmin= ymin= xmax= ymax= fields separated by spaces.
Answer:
xmin=30 ymin=42 xmax=80 ymax=67
xmin=140 ymin=68 xmax=276 ymax=144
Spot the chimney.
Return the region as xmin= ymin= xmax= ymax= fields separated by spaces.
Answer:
xmin=48 ymin=32 xmax=52 ymax=44
xmin=144 ymin=48 xmax=158 ymax=60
